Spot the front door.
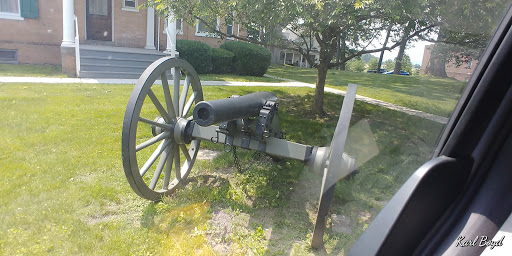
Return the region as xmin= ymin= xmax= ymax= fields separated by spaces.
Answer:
xmin=86 ymin=0 xmax=112 ymax=41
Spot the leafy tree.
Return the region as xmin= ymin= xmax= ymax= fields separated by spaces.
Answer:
xmin=361 ymin=53 xmax=377 ymax=63
xmin=382 ymin=59 xmax=395 ymax=71
xmin=367 ymin=58 xmax=379 ymax=70
xmin=396 ymin=54 xmax=412 ymax=74
xmin=151 ymin=0 xmax=436 ymax=114
xmin=346 ymin=59 xmax=367 ymax=72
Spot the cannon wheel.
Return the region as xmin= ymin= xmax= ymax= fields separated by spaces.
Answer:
xmin=122 ymin=57 xmax=203 ymax=201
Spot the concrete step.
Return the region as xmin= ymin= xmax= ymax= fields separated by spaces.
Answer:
xmin=80 ymin=55 xmax=157 ymax=65
xmin=78 ymin=46 xmax=168 ymax=79
xmin=79 ymin=70 xmax=173 ymax=80
xmin=80 ymin=63 xmax=149 ymax=73
xmin=79 ymin=70 xmax=143 ymax=79
xmin=80 ymin=49 xmax=165 ymax=62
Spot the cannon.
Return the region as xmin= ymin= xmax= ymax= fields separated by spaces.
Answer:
xmin=122 ymin=57 xmax=359 ymax=248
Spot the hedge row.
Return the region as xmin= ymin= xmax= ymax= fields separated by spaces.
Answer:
xmin=211 ymin=48 xmax=234 ymax=74
xmin=176 ymin=40 xmax=212 ymax=74
xmin=220 ymin=41 xmax=271 ymax=77
xmin=175 ymin=39 xmax=271 ymax=76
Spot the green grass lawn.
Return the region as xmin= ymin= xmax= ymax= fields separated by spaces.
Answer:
xmin=0 ymin=63 xmax=68 ymax=78
xmin=0 ymin=83 xmax=444 ymax=255
xmin=267 ymin=65 xmax=467 ymax=117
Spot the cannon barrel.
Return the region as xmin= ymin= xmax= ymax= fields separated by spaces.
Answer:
xmin=193 ymin=91 xmax=278 ymax=126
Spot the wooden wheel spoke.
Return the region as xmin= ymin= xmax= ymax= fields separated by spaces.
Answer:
xmin=136 ymin=131 xmax=169 ymax=152
xmin=162 ymin=147 xmax=174 ymax=190
xmin=179 ymin=76 xmax=191 ymax=117
xmin=148 ymin=89 xmax=171 ymax=123
xmin=149 ymin=145 xmax=171 ymax=190
xmin=140 ymin=140 xmax=170 ymax=177
xmin=174 ymin=145 xmax=181 ymax=180
xmin=161 ymin=73 xmax=177 ymax=118
xmin=173 ymin=68 xmax=181 ymax=117
xmin=182 ymin=91 xmax=197 ymax=118
xmin=138 ymin=117 xmax=172 ymax=130
xmin=180 ymin=144 xmax=191 ymax=161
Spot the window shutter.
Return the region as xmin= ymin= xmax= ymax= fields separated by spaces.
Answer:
xmin=20 ymin=0 xmax=39 ymax=19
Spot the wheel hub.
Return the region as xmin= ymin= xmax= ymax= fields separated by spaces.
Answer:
xmin=151 ymin=116 xmax=193 ymax=145
xmin=173 ymin=118 xmax=194 ymax=144
xmin=151 ymin=116 xmax=171 ymax=137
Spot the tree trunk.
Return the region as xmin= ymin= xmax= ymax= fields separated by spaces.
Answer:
xmin=426 ymin=30 xmax=448 ymax=77
xmin=313 ymin=62 xmax=328 ymax=115
xmin=394 ymin=25 xmax=410 ymax=75
xmin=378 ymin=25 xmax=392 ymax=72
xmin=427 ymin=55 xmax=448 ymax=77
xmin=336 ymin=34 xmax=341 ymax=70
xmin=393 ymin=39 xmax=407 ymax=74
xmin=339 ymin=33 xmax=346 ymax=70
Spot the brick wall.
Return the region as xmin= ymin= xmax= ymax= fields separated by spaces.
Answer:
xmin=0 ymin=1 xmax=250 ymax=65
xmin=419 ymin=44 xmax=477 ymax=81
xmin=112 ymin=1 xmax=147 ymax=48
xmin=0 ymin=0 xmax=63 ymax=64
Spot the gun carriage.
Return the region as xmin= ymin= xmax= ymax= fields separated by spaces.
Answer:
xmin=122 ymin=57 xmax=359 ymax=248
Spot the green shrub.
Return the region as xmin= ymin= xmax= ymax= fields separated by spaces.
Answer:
xmin=220 ymin=41 xmax=271 ymax=76
xmin=211 ymin=48 xmax=234 ymax=74
xmin=176 ymin=40 xmax=212 ymax=74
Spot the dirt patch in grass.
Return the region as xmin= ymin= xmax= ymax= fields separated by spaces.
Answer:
xmin=207 ymin=209 xmax=235 ymax=254
xmin=197 ymin=149 xmax=221 ymax=160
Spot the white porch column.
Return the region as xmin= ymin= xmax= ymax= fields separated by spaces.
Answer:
xmin=145 ymin=3 xmax=156 ymax=50
xmin=165 ymin=12 xmax=178 ymax=57
xmin=61 ymin=0 xmax=75 ymax=47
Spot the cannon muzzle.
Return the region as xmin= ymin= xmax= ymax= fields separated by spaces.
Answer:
xmin=193 ymin=91 xmax=278 ymax=126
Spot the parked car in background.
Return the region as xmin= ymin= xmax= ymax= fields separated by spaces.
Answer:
xmin=383 ymin=70 xmax=410 ymax=75
xmin=367 ymin=69 xmax=388 ymax=73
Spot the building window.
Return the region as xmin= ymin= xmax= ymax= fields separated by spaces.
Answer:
xmin=89 ymin=0 xmax=108 ymax=15
xmin=122 ymin=0 xmax=138 ymax=12
xmin=226 ymin=23 xmax=234 ymax=37
xmin=195 ymin=17 xmax=220 ymax=37
xmin=226 ymin=13 xmax=235 ymax=39
xmin=124 ymin=0 xmax=136 ymax=8
xmin=164 ymin=18 xmax=183 ymax=35
xmin=0 ymin=0 xmax=22 ymax=20
xmin=227 ymin=24 xmax=233 ymax=35
xmin=1 ymin=0 xmax=37 ymax=20
xmin=0 ymin=48 xmax=18 ymax=63
xmin=196 ymin=20 xmax=208 ymax=34
xmin=176 ymin=18 xmax=182 ymax=33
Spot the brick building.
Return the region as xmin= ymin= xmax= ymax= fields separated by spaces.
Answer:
xmin=419 ymin=44 xmax=478 ymax=81
xmin=0 ymin=0 xmax=244 ymax=77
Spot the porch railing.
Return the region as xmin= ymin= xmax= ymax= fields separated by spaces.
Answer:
xmin=74 ymin=15 xmax=80 ymax=76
